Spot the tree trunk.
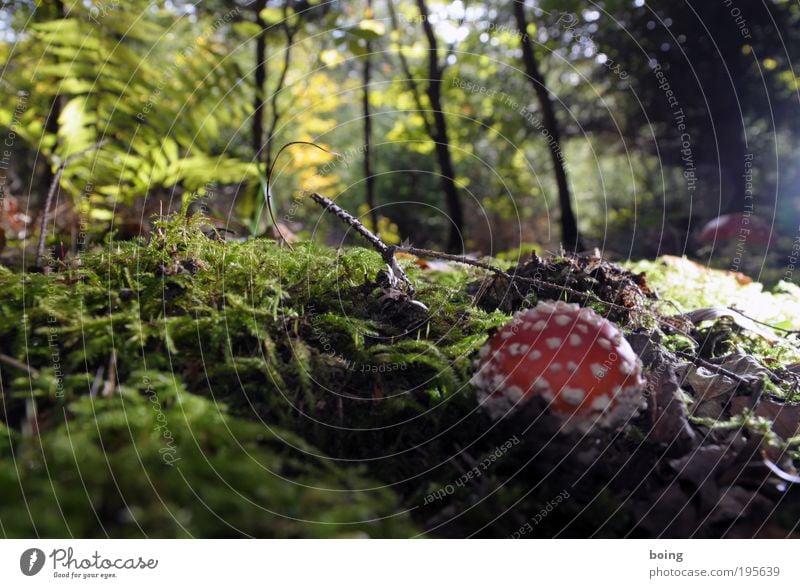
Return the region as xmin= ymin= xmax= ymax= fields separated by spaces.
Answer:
xmin=41 ymin=0 xmax=65 ymax=202
xmin=252 ymin=0 xmax=267 ymax=161
xmin=265 ymin=4 xmax=295 ymax=176
xmin=387 ymin=0 xmax=433 ymax=138
xmin=712 ymin=67 xmax=747 ymax=215
xmin=363 ymin=0 xmax=377 ymax=232
xmin=416 ymin=0 xmax=464 ymax=253
xmin=513 ymin=1 xmax=583 ymax=251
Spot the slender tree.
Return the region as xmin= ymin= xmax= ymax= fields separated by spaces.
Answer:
xmin=415 ymin=0 xmax=464 ymax=252
xmin=40 ymin=0 xmax=64 ymax=207
xmin=513 ymin=0 xmax=583 ymax=251
xmin=264 ymin=0 xmax=298 ymax=174
xmin=362 ymin=0 xmax=377 ymax=232
xmin=386 ymin=0 xmax=433 ymax=137
xmin=252 ymin=0 xmax=268 ymax=159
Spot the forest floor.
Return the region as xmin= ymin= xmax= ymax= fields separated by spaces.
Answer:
xmin=2 ymin=213 xmax=800 ymax=538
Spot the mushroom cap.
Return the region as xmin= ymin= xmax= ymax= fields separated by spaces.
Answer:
xmin=698 ymin=213 xmax=772 ymax=246
xmin=471 ymin=300 xmax=646 ymax=431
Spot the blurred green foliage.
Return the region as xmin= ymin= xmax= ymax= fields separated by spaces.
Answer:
xmin=1 ymin=0 xmax=796 ymax=258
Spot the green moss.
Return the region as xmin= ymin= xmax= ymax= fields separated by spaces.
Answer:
xmin=3 ymin=218 xmax=800 ymax=537
xmin=0 ymin=214 xmax=502 ymax=537
xmin=0 ymin=374 xmax=415 ymax=537
xmin=627 ymin=257 xmax=800 ymax=330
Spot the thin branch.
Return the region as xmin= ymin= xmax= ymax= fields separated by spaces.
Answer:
xmin=264 ymin=141 xmax=341 ymax=249
xmin=397 ymin=245 xmax=502 ymax=274
xmin=726 ymin=305 xmax=797 ymax=335
xmin=674 ymin=350 xmax=750 ymax=385
xmin=395 ymin=244 xmax=699 ymax=340
xmin=310 ymin=193 xmax=387 ymax=255
xmin=0 ymin=353 xmax=40 ymax=378
xmin=301 ymin=189 xmax=702 ymax=343
xmin=309 ymin=192 xmax=414 ymax=293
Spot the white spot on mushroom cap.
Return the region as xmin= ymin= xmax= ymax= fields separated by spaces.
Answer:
xmin=578 ymin=307 xmax=599 ymax=323
xmin=546 ymin=337 xmax=562 ymax=349
xmin=528 ymin=349 xmax=542 ymax=360
xmin=536 ymin=302 xmax=557 ymax=314
xmin=500 ymin=330 xmax=514 ymax=339
xmin=549 ymin=362 xmax=562 ymax=372
xmin=531 ymin=320 xmax=547 ymax=331
xmin=597 ymin=337 xmax=612 ymax=350
xmin=576 ymin=323 xmax=589 ymax=334
xmin=511 ymin=343 xmax=532 ymax=356
xmin=561 ymin=386 xmax=585 ymax=405
xmin=569 ymin=334 xmax=582 ymax=346
xmin=567 ymin=361 xmax=578 ymax=371
xmin=533 ymin=378 xmax=550 ymax=391
xmin=590 ymin=363 xmax=607 ymax=378
xmin=591 ymin=394 xmax=612 ymax=410
xmin=506 ymin=385 xmax=524 ymax=402
xmin=619 ymin=361 xmax=634 ymax=375
xmin=554 ymin=314 xmax=572 ymax=326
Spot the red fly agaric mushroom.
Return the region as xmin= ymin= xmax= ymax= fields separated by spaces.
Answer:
xmin=697 ymin=213 xmax=772 ymax=247
xmin=470 ymin=300 xmax=646 ymax=431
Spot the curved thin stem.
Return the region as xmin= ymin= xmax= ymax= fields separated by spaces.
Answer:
xmin=264 ymin=141 xmax=340 ymax=250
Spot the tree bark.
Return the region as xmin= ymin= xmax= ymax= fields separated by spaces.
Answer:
xmin=712 ymin=66 xmax=747 ymax=215
xmin=264 ymin=2 xmax=296 ymax=174
xmin=363 ymin=0 xmax=377 ymax=232
xmin=416 ymin=0 xmax=464 ymax=252
xmin=252 ymin=0 xmax=267 ymax=160
xmin=41 ymin=0 xmax=65 ymax=203
xmin=387 ymin=0 xmax=433 ymax=137
xmin=513 ymin=1 xmax=583 ymax=251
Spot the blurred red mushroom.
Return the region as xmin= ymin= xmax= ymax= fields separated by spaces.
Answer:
xmin=471 ymin=300 xmax=646 ymax=431
xmin=697 ymin=213 xmax=772 ymax=247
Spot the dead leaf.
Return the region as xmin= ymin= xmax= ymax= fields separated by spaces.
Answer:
xmin=681 ymin=307 xmax=779 ymax=342
xmin=632 ymin=485 xmax=697 ymax=537
xmin=648 ymin=361 xmax=696 ymax=453
xmin=678 ymin=364 xmax=738 ymax=400
xmin=719 ymin=353 xmax=770 ymax=382
xmin=709 ymin=485 xmax=771 ymax=525
xmin=669 ymin=445 xmax=726 ymax=508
